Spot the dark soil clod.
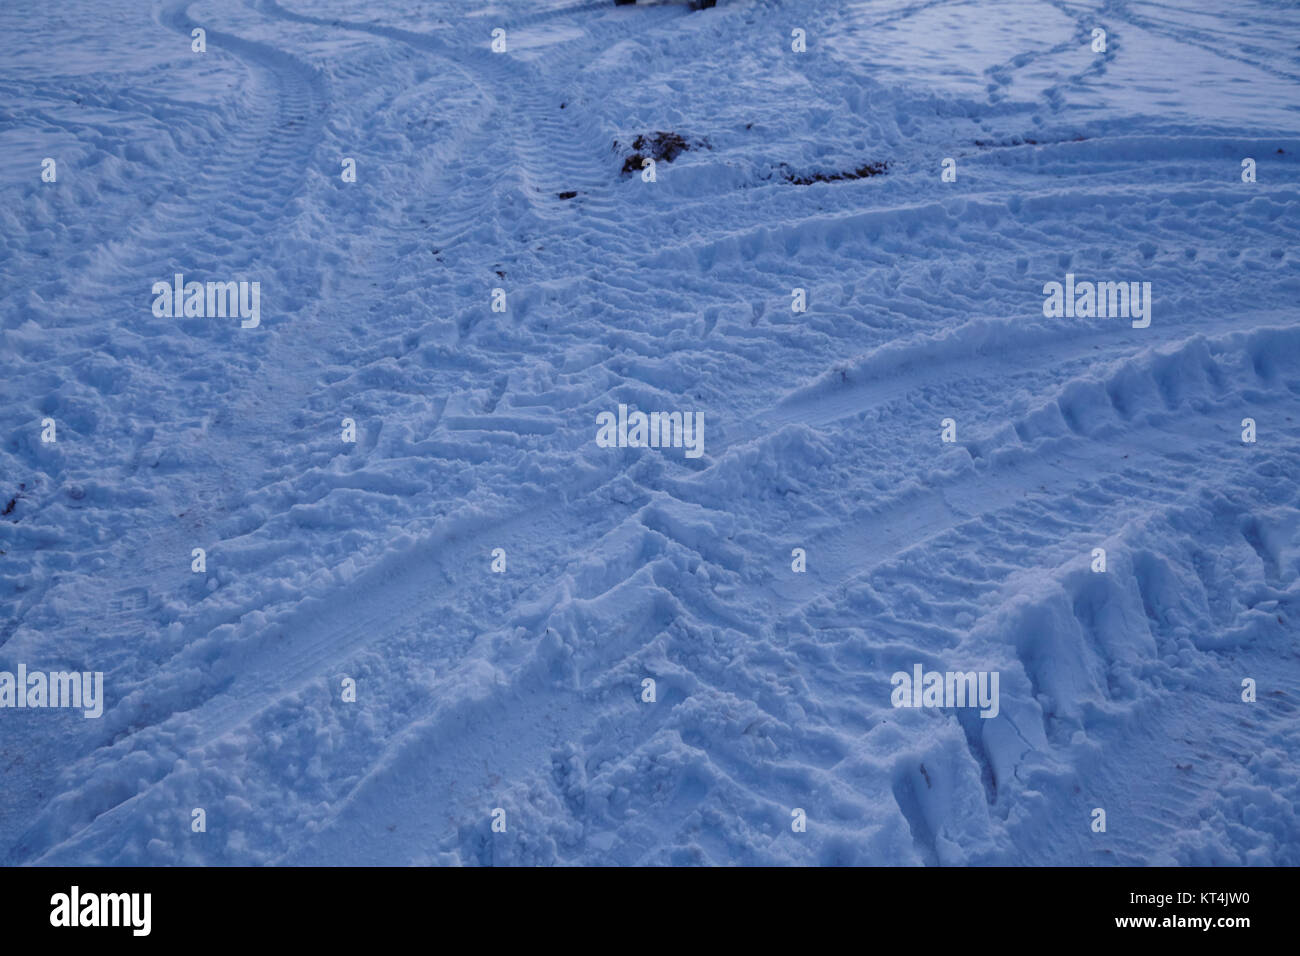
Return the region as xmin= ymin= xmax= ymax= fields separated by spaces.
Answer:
xmin=618 ymin=130 xmax=707 ymax=175
xmin=783 ymin=161 xmax=888 ymax=185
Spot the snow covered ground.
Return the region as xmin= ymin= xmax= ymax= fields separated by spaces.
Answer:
xmin=2 ymin=0 xmax=1298 ymax=865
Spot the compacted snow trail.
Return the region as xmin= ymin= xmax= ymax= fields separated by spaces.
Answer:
xmin=2 ymin=0 xmax=1298 ymax=865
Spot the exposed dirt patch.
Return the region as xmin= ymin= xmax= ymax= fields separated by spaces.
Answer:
xmin=974 ymin=135 xmax=1087 ymax=148
xmin=780 ymin=160 xmax=888 ymax=185
xmin=615 ymin=131 xmax=709 ymax=175
xmin=3 ymin=483 xmax=25 ymax=518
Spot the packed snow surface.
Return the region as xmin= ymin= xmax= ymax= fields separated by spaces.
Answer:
xmin=2 ymin=0 xmax=1299 ymax=865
